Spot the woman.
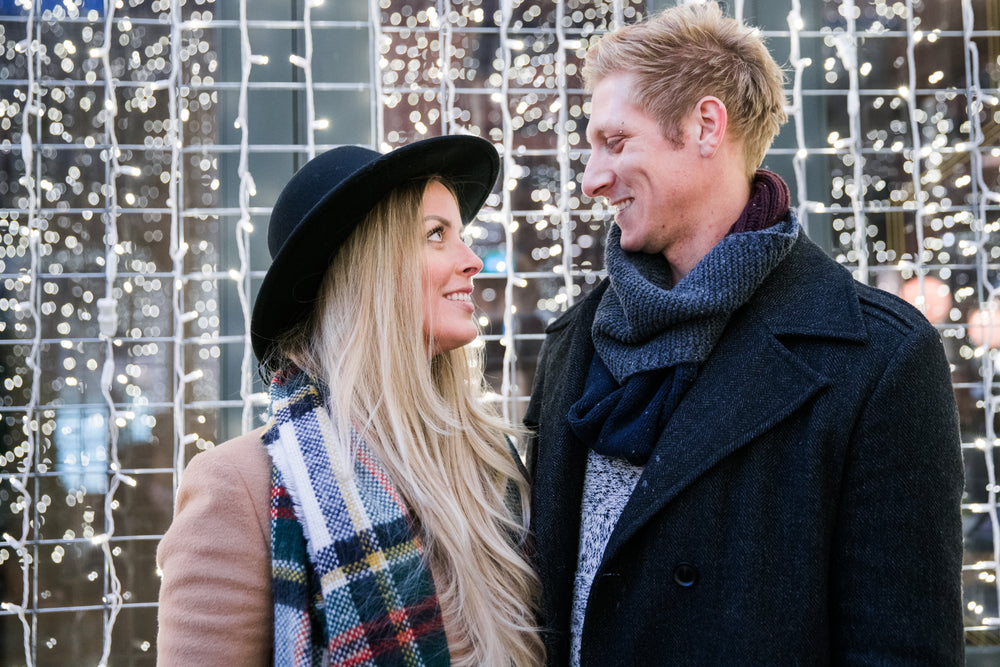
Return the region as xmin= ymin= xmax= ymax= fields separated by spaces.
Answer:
xmin=156 ymin=136 xmax=543 ymax=666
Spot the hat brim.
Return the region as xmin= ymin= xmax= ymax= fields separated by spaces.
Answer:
xmin=250 ymin=135 xmax=500 ymax=363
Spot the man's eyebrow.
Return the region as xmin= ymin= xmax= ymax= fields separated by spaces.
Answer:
xmin=586 ymin=122 xmax=615 ymax=142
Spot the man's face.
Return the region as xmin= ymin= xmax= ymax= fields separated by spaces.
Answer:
xmin=582 ymin=72 xmax=705 ymax=259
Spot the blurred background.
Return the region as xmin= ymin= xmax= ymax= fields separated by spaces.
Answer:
xmin=2 ymin=0 xmax=999 ymax=663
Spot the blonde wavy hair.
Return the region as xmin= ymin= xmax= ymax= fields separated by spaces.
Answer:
xmin=583 ymin=1 xmax=787 ymax=177
xmin=268 ymin=178 xmax=544 ymax=666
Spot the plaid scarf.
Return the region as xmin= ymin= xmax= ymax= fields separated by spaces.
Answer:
xmin=265 ymin=372 xmax=450 ymax=666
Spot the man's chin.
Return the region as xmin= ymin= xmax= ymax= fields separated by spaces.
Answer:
xmin=616 ymin=231 xmax=643 ymax=254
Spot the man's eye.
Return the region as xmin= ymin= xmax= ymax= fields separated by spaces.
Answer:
xmin=606 ymin=137 xmax=624 ymax=152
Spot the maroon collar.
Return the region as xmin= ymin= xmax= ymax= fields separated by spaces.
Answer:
xmin=727 ymin=170 xmax=790 ymax=235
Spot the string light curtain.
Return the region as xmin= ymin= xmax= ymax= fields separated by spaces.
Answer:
xmin=1 ymin=0 xmax=999 ymax=663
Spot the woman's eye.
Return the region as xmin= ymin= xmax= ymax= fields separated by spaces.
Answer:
xmin=427 ymin=226 xmax=444 ymax=242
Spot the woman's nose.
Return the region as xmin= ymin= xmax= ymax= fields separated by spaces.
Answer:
xmin=460 ymin=241 xmax=483 ymax=276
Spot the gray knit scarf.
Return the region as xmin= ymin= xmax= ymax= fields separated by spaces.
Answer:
xmin=593 ymin=216 xmax=800 ymax=383
xmin=569 ymin=184 xmax=800 ymax=464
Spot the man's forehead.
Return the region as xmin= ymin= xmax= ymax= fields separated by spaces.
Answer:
xmin=586 ymin=75 xmax=644 ymax=138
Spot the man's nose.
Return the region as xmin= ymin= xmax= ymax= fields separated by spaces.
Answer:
xmin=581 ymin=152 xmax=611 ymax=198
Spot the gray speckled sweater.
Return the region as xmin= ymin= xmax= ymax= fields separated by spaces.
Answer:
xmin=569 ymin=451 xmax=643 ymax=666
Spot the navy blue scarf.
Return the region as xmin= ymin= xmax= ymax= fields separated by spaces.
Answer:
xmin=569 ymin=171 xmax=799 ymax=464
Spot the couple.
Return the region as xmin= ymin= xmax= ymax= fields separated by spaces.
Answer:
xmin=156 ymin=4 xmax=964 ymax=666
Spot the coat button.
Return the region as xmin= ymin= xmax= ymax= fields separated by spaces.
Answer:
xmin=673 ymin=562 xmax=698 ymax=587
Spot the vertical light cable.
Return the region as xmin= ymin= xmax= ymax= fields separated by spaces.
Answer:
xmin=611 ymin=0 xmax=624 ymax=29
xmin=171 ymin=0 xmax=195 ymax=484
xmin=787 ymin=0 xmax=813 ymax=230
xmin=438 ymin=3 xmax=455 ymax=135
xmin=962 ymin=0 xmax=1000 ymax=624
xmin=904 ymin=0 xmax=928 ymax=310
xmin=236 ymin=0 xmax=263 ymax=431
xmin=1 ymin=2 xmax=39 ymax=664
xmin=499 ymin=0 xmax=517 ymax=420
xmin=555 ymin=0 xmax=574 ymax=307
xmin=291 ymin=0 xmax=319 ymax=159
xmin=368 ymin=0 xmax=385 ymax=146
xmin=833 ymin=0 xmax=868 ymax=284
xmin=96 ymin=4 xmax=128 ymax=663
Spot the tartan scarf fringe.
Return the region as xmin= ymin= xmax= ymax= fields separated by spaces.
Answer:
xmin=265 ymin=373 xmax=450 ymax=666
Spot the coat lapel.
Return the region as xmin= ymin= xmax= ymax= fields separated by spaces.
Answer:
xmin=601 ymin=233 xmax=868 ymax=564
xmin=602 ymin=317 xmax=827 ymax=560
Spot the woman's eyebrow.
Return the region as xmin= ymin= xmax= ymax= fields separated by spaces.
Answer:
xmin=424 ymin=214 xmax=458 ymax=226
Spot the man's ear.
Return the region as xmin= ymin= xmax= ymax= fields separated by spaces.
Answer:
xmin=694 ymin=96 xmax=727 ymax=157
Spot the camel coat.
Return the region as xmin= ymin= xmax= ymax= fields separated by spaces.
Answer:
xmin=156 ymin=428 xmax=272 ymax=666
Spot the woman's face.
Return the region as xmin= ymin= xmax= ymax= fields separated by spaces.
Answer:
xmin=422 ymin=181 xmax=484 ymax=356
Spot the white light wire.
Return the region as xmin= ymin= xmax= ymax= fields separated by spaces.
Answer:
xmin=236 ymin=0 xmax=259 ymax=432
xmin=91 ymin=0 xmax=135 ymax=667
xmin=96 ymin=3 xmax=128 ymax=662
xmin=904 ymin=0 xmax=928 ymax=311
xmin=833 ymin=0 xmax=868 ymax=284
xmin=368 ymin=0 xmax=385 ymax=147
xmin=787 ymin=0 xmax=813 ymax=231
xmin=292 ymin=0 xmax=318 ymax=159
xmin=608 ymin=0 xmax=625 ymax=30
xmin=170 ymin=0 xmax=190 ymax=488
xmin=556 ymin=0 xmax=574 ymax=307
xmin=438 ymin=3 xmax=456 ymax=136
xmin=612 ymin=0 xmax=624 ymax=29
xmin=1 ymin=2 xmax=39 ymax=665
xmin=499 ymin=0 xmax=518 ymax=421
xmin=961 ymin=0 xmax=1000 ymax=622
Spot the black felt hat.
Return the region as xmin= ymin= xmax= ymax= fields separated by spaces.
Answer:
xmin=250 ymin=135 xmax=500 ymax=362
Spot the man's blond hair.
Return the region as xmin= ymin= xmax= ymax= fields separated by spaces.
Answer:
xmin=583 ymin=1 xmax=787 ymax=177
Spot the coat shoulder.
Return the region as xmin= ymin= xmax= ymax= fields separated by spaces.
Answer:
xmin=853 ymin=280 xmax=936 ymax=339
xmin=190 ymin=427 xmax=270 ymax=481
xmin=180 ymin=427 xmax=272 ymax=545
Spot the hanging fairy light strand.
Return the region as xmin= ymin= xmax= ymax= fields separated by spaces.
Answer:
xmin=498 ymin=0 xmax=518 ymax=422
xmin=95 ymin=3 xmax=130 ymax=661
xmin=834 ymin=0 xmax=869 ymax=285
xmin=290 ymin=0 xmax=320 ymax=159
xmin=368 ymin=0 xmax=386 ymax=146
xmin=961 ymin=0 xmax=1000 ymax=629
xmin=171 ymin=0 xmax=198 ymax=497
xmin=904 ymin=0 xmax=929 ymax=313
xmin=438 ymin=6 xmax=456 ymax=136
xmin=235 ymin=0 xmax=264 ymax=432
xmin=1 ymin=2 xmax=40 ymax=664
xmin=554 ymin=0 xmax=575 ymax=309
xmin=612 ymin=0 xmax=624 ymax=28
xmin=786 ymin=0 xmax=814 ymax=231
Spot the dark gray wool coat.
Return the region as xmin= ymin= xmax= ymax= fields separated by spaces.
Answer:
xmin=525 ymin=231 xmax=965 ymax=666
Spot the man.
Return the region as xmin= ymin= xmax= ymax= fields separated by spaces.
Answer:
xmin=525 ymin=3 xmax=965 ymax=665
